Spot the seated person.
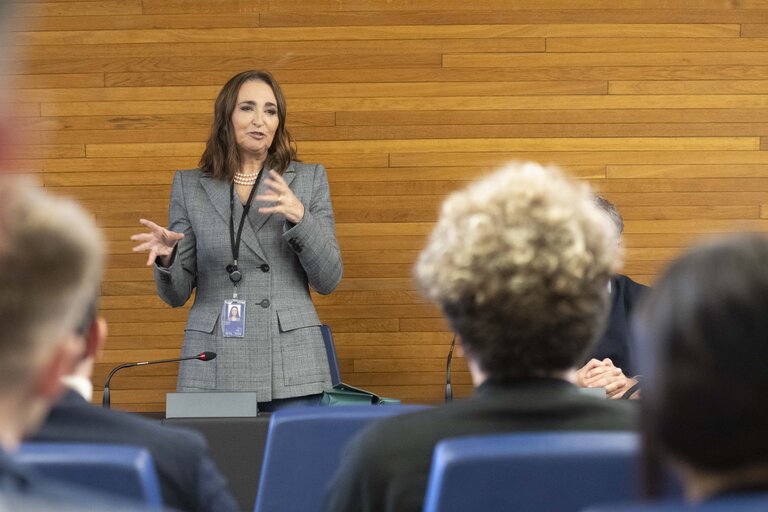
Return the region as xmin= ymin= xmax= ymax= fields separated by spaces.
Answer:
xmin=324 ymin=162 xmax=637 ymax=512
xmin=29 ymin=303 xmax=239 ymax=512
xmin=633 ymin=233 xmax=768 ymax=502
xmin=576 ymin=196 xmax=648 ymax=399
xmin=0 ymin=178 xmax=148 ymax=511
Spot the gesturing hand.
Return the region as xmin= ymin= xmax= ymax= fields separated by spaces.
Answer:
xmin=130 ymin=218 xmax=185 ymax=267
xmin=255 ymin=170 xmax=305 ymax=224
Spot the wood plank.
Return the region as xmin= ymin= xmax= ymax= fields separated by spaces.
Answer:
xmin=40 ymin=129 xmax=208 ymax=145
xmin=13 ymin=144 xmax=84 ymax=158
xmin=761 ymin=205 xmax=768 ymax=219
xmin=10 ymin=14 xmax=261 ymax=31
xmin=260 ymin=10 xmax=768 ymax=27
xmin=619 ymin=206 xmax=759 ymax=221
xmin=600 ymin=192 xmax=768 ymax=207
xmin=142 ymin=0 xmax=768 ymax=12
xmin=7 ymin=103 xmax=40 ymax=117
xmin=610 ymin=80 xmax=768 ymax=95
xmin=14 ymin=1 xmax=142 ymax=17
xmin=85 ymin=142 xmax=203 ymax=158
xmin=594 ymin=178 xmax=768 ymax=193
xmin=328 ymin=166 xmax=604 ymax=184
xmin=295 ymin=123 xmax=768 ymax=140
xmin=299 ymin=137 xmax=758 ymax=153
xmin=337 ymin=108 xmax=768 ymax=126
xmin=333 ymin=332 xmax=451 ymax=346
xmin=607 ymin=164 xmax=768 ymax=179
xmin=391 ymin=150 xmax=768 ymax=168
xmin=444 ymin=52 xmax=768 ymax=68
xmin=292 ymin=95 xmax=768 ymax=112
xmin=10 ymin=73 xmax=104 ymax=89
xmin=548 ymin=38 xmax=768 ymax=53
xmin=334 ymin=278 xmax=418 ymax=292
xmin=741 ymin=24 xmax=768 ymax=37
xmin=622 ymin=219 xmax=768 ymax=233
xmin=17 ymin=53 xmax=442 ymax=75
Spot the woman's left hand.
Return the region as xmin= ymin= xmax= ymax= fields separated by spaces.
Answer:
xmin=255 ymin=170 xmax=305 ymax=224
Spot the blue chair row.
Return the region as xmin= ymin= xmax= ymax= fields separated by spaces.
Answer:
xmin=254 ymin=405 xmax=426 ymax=512
xmin=424 ymin=431 xmax=643 ymax=512
xmin=16 ymin=443 xmax=163 ymax=508
xmin=254 ymin=406 xmax=659 ymax=512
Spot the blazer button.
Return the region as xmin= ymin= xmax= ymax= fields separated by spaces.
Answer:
xmin=260 ymin=299 xmax=270 ymax=308
xmin=260 ymin=264 xmax=270 ymax=273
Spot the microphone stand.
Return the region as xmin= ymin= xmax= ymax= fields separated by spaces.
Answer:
xmin=102 ymin=352 xmax=215 ymax=409
xmin=445 ymin=334 xmax=456 ymax=403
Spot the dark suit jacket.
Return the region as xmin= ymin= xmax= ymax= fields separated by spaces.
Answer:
xmin=29 ymin=390 xmax=238 ymax=512
xmin=324 ymin=378 xmax=637 ymax=512
xmin=589 ymin=274 xmax=649 ymax=375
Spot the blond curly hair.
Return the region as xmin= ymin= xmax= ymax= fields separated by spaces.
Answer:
xmin=415 ymin=162 xmax=618 ymax=379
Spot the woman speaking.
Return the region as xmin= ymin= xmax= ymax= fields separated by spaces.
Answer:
xmin=131 ymin=70 xmax=343 ymax=411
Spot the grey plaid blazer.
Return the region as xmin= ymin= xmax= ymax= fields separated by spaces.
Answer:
xmin=153 ymin=162 xmax=343 ymax=402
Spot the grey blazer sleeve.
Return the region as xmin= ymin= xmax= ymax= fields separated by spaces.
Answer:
xmin=282 ymin=163 xmax=343 ymax=295
xmin=153 ymin=171 xmax=198 ymax=307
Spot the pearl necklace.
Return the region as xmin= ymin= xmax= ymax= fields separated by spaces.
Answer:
xmin=233 ymin=171 xmax=259 ymax=186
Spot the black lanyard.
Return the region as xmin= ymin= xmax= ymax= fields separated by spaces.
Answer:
xmin=227 ymin=170 xmax=265 ymax=284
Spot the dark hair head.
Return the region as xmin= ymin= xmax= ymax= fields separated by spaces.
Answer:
xmin=199 ymin=70 xmax=296 ymax=180
xmin=635 ymin=233 xmax=768 ymax=473
xmin=595 ymin=196 xmax=624 ymax=238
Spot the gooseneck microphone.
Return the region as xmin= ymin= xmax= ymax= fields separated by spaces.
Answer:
xmin=102 ymin=352 xmax=216 ymax=408
xmin=445 ymin=334 xmax=456 ymax=403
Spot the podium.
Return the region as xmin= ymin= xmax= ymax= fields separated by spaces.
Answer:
xmin=166 ymin=392 xmax=258 ymax=418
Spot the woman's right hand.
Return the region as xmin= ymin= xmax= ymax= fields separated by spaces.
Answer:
xmin=130 ymin=218 xmax=185 ymax=267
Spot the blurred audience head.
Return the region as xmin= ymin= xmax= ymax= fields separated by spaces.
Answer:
xmin=635 ymin=233 xmax=768 ymax=500
xmin=595 ymin=195 xmax=624 ymax=241
xmin=0 ymin=177 xmax=104 ymax=448
xmin=414 ymin=162 xmax=618 ymax=383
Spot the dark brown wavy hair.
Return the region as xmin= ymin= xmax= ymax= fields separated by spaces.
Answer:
xmin=199 ymin=70 xmax=297 ymax=180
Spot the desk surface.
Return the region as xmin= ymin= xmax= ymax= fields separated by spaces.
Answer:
xmin=162 ymin=415 xmax=271 ymax=512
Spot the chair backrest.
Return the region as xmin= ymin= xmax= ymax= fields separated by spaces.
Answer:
xmin=423 ymin=431 xmax=641 ymax=512
xmin=584 ymin=494 xmax=768 ymax=512
xmin=17 ymin=443 xmax=163 ymax=508
xmin=320 ymin=324 xmax=342 ymax=386
xmin=254 ymin=405 xmax=426 ymax=512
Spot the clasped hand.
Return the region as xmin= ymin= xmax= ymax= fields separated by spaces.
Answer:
xmin=575 ymin=358 xmax=638 ymax=400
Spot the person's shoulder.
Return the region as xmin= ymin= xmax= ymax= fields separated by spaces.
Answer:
xmin=289 ymin=161 xmax=326 ymax=174
xmin=569 ymin=392 xmax=639 ymax=429
xmin=616 ymin=274 xmax=650 ymax=292
xmin=53 ymin=397 xmax=207 ymax=451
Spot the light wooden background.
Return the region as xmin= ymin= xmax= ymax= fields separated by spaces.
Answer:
xmin=6 ymin=1 xmax=768 ymax=412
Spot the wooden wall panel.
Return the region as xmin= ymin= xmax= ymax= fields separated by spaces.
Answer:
xmin=8 ymin=0 xmax=768 ymax=412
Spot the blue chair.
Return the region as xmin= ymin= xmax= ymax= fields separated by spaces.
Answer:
xmin=423 ymin=431 xmax=642 ymax=512
xmin=254 ymin=405 xmax=426 ymax=512
xmin=584 ymin=494 xmax=768 ymax=512
xmin=320 ymin=324 xmax=341 ymax=386
xmin=17 ymin=443 xmax=163 ymax=508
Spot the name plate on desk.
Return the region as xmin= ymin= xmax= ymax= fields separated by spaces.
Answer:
xmin=166 ymin=392 xmax=258 ymax=418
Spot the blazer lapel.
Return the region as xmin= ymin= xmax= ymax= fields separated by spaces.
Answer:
xmin=201 ymin=173 xmax=267 ymax=261
xmin=247 ymin=163 xmax=296 ymax=235
xmin=200 ymin=173 xmax=231 ymax=226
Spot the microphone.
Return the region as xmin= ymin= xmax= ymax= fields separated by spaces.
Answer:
xmin=102 ymin=352 xmax=216 ymax=409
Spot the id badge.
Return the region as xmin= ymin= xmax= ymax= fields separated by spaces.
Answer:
xmin=222 ymin=299 xmax=246 ymax=338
